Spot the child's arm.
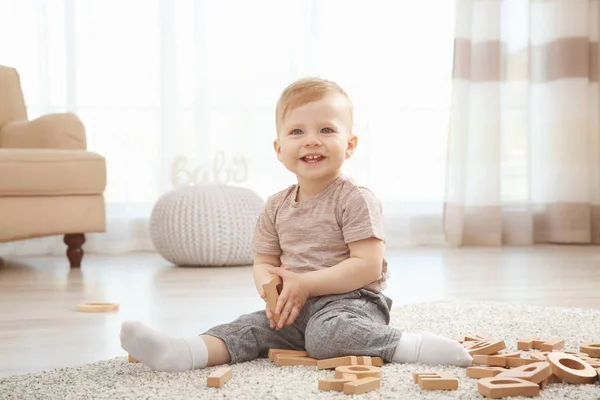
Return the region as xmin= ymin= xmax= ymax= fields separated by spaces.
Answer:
xmin=253 ymin=252 xmax=281 ymax=296
xmin=302 ymin=237 xmax=384 ymax=297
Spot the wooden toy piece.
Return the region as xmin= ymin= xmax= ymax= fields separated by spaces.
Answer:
xmin=540 ymin=373 xmax=562 ymax=388
xmin=499 ymin=351 xmax=521 ymax=358
xmin=582 ymin=357 xmax=600 ymax=368
xmin=580 ymin=342 xmax=600 ymax=358
xmin=465 ymin=334 xmax=495 ymax=342
xmin=517 ymin=336 xmax=539 ymax=351
xmin=207 ymin=367 xmax=232 ymax=388
xmin=455 ymin=335 xmax=466 ymax=343
xmin=128 ymin=354 xmax=139 ymax=363
xmin=343 ymin=377 xmax=381 ymax=395
xmin=268 ymin=348 xmax=308 ymax=361
xmin=546 ymin=352 xmax=598 ymax=384
xmin=468 ymin=340 xmax=507 ymax=356
xmin=356 ymin=356 xmax=372 ymax=366
xmin=262 ymin=275 xmax=283 ymax=323
xmin=341 ymin=373 xmax=358 ymax=380
xmin=540 ymin=338 xmax=564 ymax=351
xmin=506 ymin=357 xmax=541 ymax=368
xmin=413 ymin=372 xmax=438 ymax=383
xmin=496 ymin=361 xmax=552 ymax=384
xmin=371 ymin=357 xmax=384 ymax=367
xmin=318 ymin=377 xmax=355 ymax=392
xmin=316 ymin=356 xmax=357 ymax=370
xmin=76 ymin=302 xmax=119 ymax=312
xmin=478 ymin=377 xmax=539 ymax=398
xmin=532 ymin=339 xmax=545 ymax=350
xmin=415 ymin=372 xmax=458 ymax=390
xmin=275 ymin=354 xmax=318 ymax=367
xmin=529 ymin=351 xmax=549 ymax=361
xmin=335 ymin=365 xmax=381 ymax=379
xmin=472 ymin=354 xmax=507 ymax=367
xmin=466 ymin=366 xmax=507 ymax=379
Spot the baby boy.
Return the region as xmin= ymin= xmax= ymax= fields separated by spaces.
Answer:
xmin=119 ymin=77 xmax=472 ymax=372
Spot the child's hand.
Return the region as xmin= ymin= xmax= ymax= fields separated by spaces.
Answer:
xmin=268 ymin=266 xmax=310 ymax=330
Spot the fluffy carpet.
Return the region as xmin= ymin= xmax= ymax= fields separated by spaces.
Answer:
xmin=1 ymin=301 xmax=599 ymax=399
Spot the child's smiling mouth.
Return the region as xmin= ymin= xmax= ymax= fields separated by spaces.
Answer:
xmin=300 ymin=154 xmax=326 ymax=164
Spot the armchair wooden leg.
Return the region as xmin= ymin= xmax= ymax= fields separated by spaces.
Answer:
xmin=64 ymin=234 xmax=86 ymax=268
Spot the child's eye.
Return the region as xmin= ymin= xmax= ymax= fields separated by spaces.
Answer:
xmin=290 ymin=129 xmax=303 ymax=135
xmin=321 ymin=127 xmax=334 ymax=134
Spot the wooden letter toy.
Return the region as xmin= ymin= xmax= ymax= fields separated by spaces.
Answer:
xmin=580 ymin=342 xmax=600 ymax=358
xmin=356 ymin=356 xmax=372 ymax=366
xmin=76 ymin=302 xmax=119 ymax=312
xmin=335 ymin=365 xmax=381 ymax=379
xmin=540 ymin=338 xmax=564 ymax=351
xmin=472 ymin=354 xmax=508 ymax=367
xmin=517 ymin=336 xmax=539 ymax=351
xmin=127 ymin=354 xmax=139 ymax=363
xmin=207 ymin=367 xmax=232 ymax=388
xmin=262 ymin=275 xmax=282 ymax=323
xmin=317 ymin=356 xmax=357 ymax=370
xmin=343 ymin=377 xmax=381 ymax=395
xmin=275 ymin=354 xmax=317 ymax=367
xmin=318 ymin=377 xmax=355 ymax=392
xmin=465 ymin=334 xmax=496 ymax=342
xmin=466 ymin=366 xmax=507 ymax=379
xmin=547 ymin=352 xmax=597 ymax=384
xmin=506 ymin=357 xmax=540 ymax=368
xmin=413 ymin=372 xmax=458 ymax=390
xmin=478 ymin=377 xmax=539 ymax=398
xmin=268 ymin=348 xmax=308 ymax=360
xmin=496 ymin=361 xmax=552 ymax=384
xmin=467 ymin=340 xmax=507 ymax=356
xmin=529 ymin=351 xmax=549 ymax=361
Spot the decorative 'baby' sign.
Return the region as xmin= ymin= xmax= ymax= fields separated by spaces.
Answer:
xmin=171 ymin=151 xmax=248 ymax=187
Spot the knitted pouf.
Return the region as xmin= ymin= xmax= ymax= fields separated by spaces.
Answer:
xmin=150 ymin=184 xmax=264 ymax=266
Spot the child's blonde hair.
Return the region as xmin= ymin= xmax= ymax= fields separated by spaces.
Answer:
xmin=275 ymin=77 xmax=353 ymax=134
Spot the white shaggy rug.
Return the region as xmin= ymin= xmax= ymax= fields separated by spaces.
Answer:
xmin=1 ymin=301 xmax=599 ymax=399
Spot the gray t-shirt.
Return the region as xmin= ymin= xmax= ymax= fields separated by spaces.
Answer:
xmin=252 ymin=175 xmax=388 ymax=293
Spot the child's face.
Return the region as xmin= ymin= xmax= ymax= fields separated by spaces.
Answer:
xmin=274 ymin=94 xmax=357 ymax=184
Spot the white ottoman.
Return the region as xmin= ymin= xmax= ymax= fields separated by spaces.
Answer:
xmin=150 ymin=184 xmax=264 ymax=266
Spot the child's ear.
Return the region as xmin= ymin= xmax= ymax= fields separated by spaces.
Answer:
xmin=273 ymin=138 xmax=282 ymax=161
xmin=345 ymin=135 xmax=358 ymax=159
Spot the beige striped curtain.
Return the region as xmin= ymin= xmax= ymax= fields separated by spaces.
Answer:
xmin=444 ymin=0 xmax=600 ymax=246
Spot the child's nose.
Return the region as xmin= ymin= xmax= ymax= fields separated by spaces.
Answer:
xmin=303 ymin=132 xmax=322 ymax=146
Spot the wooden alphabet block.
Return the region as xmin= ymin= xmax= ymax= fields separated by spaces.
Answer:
xmin=506 ymin=357 xmax=540 ymax=368
xmin=413 ymin=372 xmax=458 ymax=390
xmin=472 ymin=354 xmax=507 ymax=367
xmin=343 ymin=377 xmax=381 ymax=395
xmin=318 ymin=377 xmax=355 ymax=392
xmin=478 ymin=377 xmax=540 ymax=398
xmin=268 ymin=348 xmax=308 ymax=360
xmin=316 ymin=356 xmax=357 ymax=370
xmin=532 ymin=339 xmax=546 ymax=350
xmin=207 ymin=367 xmax=232 ymax=388
xmin=128 ymin=354 xmax=139 ymax=363
xmin=465 ymin=334 xmax=496 ymax=342
xmin=529 ymin=351 xmax=549 ymax=361
xmin=371 ymin=357 xmax=384 ymax=367
xmin=262 ymin=275 xmax=283 ymax=323
xmin=356 ymin=356 xmax=372 ymax=366
xmin=547 ymin=352 xmax=597 ymax=384
xmin=275 ymin=354 xmax=318 ymax=367
xmin=580 ymin=342 xmax=600 ymax=358
xmin=467 ymin=340 xmax=507 ymax=356
xmin=335 ymin=365 xmax=381 ymax=379
xmin=496 ymin=361 xmax=552 ymax=384
xmin=466 ymin=366 xmax=507 ymax=379
xmin=517 ymin=336 xmax=539 ymax=351
xmin=580 ymin=356 xmax=600 ymax=368
xmin=540 ymin=338 xmax=564 ymax=352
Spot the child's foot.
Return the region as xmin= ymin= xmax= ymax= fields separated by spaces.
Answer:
xmin=392 ymin=332 xmax=472 ymax=366
xmin=120 ymin=320 xmax=208 ymax=372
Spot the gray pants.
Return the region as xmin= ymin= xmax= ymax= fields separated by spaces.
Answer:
xmin=203 ymin=289 xmax=402 ymax=364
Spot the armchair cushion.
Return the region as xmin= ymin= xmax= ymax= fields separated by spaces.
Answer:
xmin=0 ymin=149 xmax=106 ymax=196
xmin=0 ymin=113 xmax=86 ymax=150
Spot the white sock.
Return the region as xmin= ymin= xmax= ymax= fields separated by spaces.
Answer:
xmin=392 ymin=332 xmax=472 ymax=367
xmin=120 ymin=320 xmax=209 ymax=372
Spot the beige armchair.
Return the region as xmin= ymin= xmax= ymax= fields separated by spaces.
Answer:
xmin=0 ymin=65 xmax=106 ymax=267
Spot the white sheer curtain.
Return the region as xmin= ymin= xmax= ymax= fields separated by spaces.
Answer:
xmin=0 ymin=0 xmax=456 ymax=257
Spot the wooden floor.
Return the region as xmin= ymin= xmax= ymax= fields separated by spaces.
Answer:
xmin=1 ymin=245 xmax=599 ymax=378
